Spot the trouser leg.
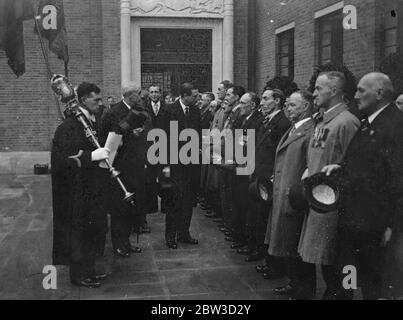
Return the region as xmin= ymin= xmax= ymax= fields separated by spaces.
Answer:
xmin=179 ymin=176 xmax=194 ymax=238
xmin=70 ymin=223 xmax=95 ymax=282
xmin=288 ymin=256 xmax=316 ymax=299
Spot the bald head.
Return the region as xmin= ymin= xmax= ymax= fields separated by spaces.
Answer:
xmin=355 ymin=72 xmax=395 ymax=115
xmin=122 ymin=82 xmax=141 ymax=98
xmin=122 ymin=82 xmax=142 ymax=108
xmin=360 ymin=72 xmax=394 ymax=99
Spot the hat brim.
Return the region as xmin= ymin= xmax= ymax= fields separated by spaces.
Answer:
xmin=304 ymin=173 xmax=342 ymax=213
xmin=249 ymin=177 xmax=273 ymax=203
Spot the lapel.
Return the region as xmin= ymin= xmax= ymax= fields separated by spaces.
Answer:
xmin=241 ymin=111 xmax=258 ymax=129
xmin=172 ymin=100 xmax=187 ymax=126
xmin=116 ymin=101 xmax=130 ymax=118
xmin=370 ymin=103 xmax=395 ymax=130
xmin=256 ymin=111 xmax=284 ymax=149
xmin=356 ymin=103 xmax=395 ymax=145
xmin=277 ymin=118 xmax=314 ymax=152
xmin=323 ymin=103 xmax=348 ymax=125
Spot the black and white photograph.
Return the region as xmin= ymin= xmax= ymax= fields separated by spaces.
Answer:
xmin=0 ymin=0 xmax=403 ymax=304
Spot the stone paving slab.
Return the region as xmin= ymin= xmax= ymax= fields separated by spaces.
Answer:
xmin=0 ymin=174 xmax=328 ymax=300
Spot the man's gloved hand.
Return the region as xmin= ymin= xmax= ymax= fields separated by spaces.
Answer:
xmin=91 ymin=148 xmax=110 ymax=162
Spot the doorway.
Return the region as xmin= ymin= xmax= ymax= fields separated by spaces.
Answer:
xmin=140 ymin=28 xmax=212 ymax=96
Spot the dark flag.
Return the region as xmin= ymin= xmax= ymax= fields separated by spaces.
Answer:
xmin=0 ymin=0 xmax=34 ymax=77
xmin=36 ymin=0 xmax=69 ymax=71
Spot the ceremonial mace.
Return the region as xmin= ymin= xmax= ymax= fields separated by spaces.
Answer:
xmin=50 ymin=74 xmax=135 ymax=205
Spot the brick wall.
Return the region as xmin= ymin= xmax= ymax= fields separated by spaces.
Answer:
xmin=255 ymin=0 xmax=378 ymax=92
xmin=0 ymin=0 xmax=120 ymax=152
xmin=233 ymin=0 xmax=249 ymax=89
xmin=0 ymin=0 xmax=383 ymax=151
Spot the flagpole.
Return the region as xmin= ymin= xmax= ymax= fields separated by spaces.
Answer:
xmin=32 ymin=1 xmax=65 ymax=120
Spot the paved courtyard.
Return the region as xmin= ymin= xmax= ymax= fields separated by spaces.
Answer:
xmin=0 ymin=174 xmax=327 ymax=300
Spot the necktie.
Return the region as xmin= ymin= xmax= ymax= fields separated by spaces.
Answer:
xmin=289 ymin=125 xmax=297 ymax=137
xmin=361 ymin=117 xmax=370 ymax=132
xmin=314 ymin=112 xmax=324 ymax=125
xmin=153 ymin=103 xmax=159 ymax=116
xmin=263 ymin=117 xmax=271 ymax=129
xmin=185 ymin=107 xmax=190 ymax=117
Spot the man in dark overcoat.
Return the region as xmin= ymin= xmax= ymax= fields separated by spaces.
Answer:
xmin=248 ymin=89 xmax=290 ymax=269
xmin=323 ymin=72 xmax=403 ymax=300
xmin=100 ymin=83 xmax=150 ymax=257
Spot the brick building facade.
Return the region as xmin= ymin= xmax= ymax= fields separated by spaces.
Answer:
xmin=254 ymin=0 xmax=402 ymax=91
xmin=0 ymin=0 xmax=401 ymax=154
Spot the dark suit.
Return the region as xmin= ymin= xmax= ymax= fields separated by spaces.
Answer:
xmin=200 ymin=105 xmax=214 ymax=130
xmin=146 ymin=100 xmax=170 ymax=213
xmin=199 ymin=105 xmax=215 ymax=196
xmin=337 ymin=103 xmax=403 ymax=300
xmin=100 ymin=101 xmax=150 ymax=250
xmin=247 ymin=111 xmax=291 ymax=254
xmin=166 ymin=100 xmax=201 ymax=241
xmin=218 ymin=104 xmax=245 ymax=233
xmin=51 ymin=115 xmax=107 ymax=281
xmin=231 ymin=110 xmax=264 ymax=244
xmin=199 ymin=106 xmax=214 ymax=195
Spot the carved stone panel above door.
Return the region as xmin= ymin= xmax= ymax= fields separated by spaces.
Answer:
xmin=130 ymin=0 xmax=224 ymax=18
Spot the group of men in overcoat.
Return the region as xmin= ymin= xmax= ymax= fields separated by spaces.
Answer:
xmin=199 ymin=71 xmax=403 ymax=300
xmin=51 ymin=71 xmax=403 ymax=298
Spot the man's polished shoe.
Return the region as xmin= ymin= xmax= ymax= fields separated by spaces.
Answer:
xmin=231 ymin=243 xmax=244 ymax=250
xmin=219 ymin=227 xmax=228 ymax=233
xmin=205 ymin=212 xmax=217 ymax=219
xmin=225 ymin=236 xmax=235 ymax=242
xmin=274 ymin=284 xmax=294 ymax=296
xmin=263 ymin=268 xmax=283 ymax=280
xmin=90 ymin=273 xmax=108 ymax=281
xmin=114 ymin=247 xmax=130 ymax=258
xmin=178 ymin=236 xmax=199 ymax=245
xmin=255 ymin=264 xmax=269 ymax=273
xmin=166 ymin=241 xmax=178 ymax=249
xmin=71 ymin=278 xmax=101 ymax=288
xmin=218 ymin=224 xmax=226 ymax=229
xmin=237 ymin=246 xmax=251 ymax=255
xmin=224 ymin=231 xmax=232 ymax=237
xmin=245 ymin=250 xmax=264 ymax=262
xmin=126 ymin=244 xmax=142 ymax=254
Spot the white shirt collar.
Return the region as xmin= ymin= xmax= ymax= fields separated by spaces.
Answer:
xmin=267 ymin=109 xmax=281 ymax=122
xmin=245 ymin=112 xmax=254 ymax=121
xmin=152 ymin=100 xmax=160 ymax=107
xmin=179 ymin=99 xmax=188 ymax=114
xmin=123 ymin=99 xmax=131 ymax=110
xmin=324 ymin=102 xmax=343 ymax=114
xmin=79 ymin=107 xmax=96 ymax=123
xmin=294 ymin=117 xmax=312 ymax=129
xmin=368 ymin=104 xmax=389 ymax=124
